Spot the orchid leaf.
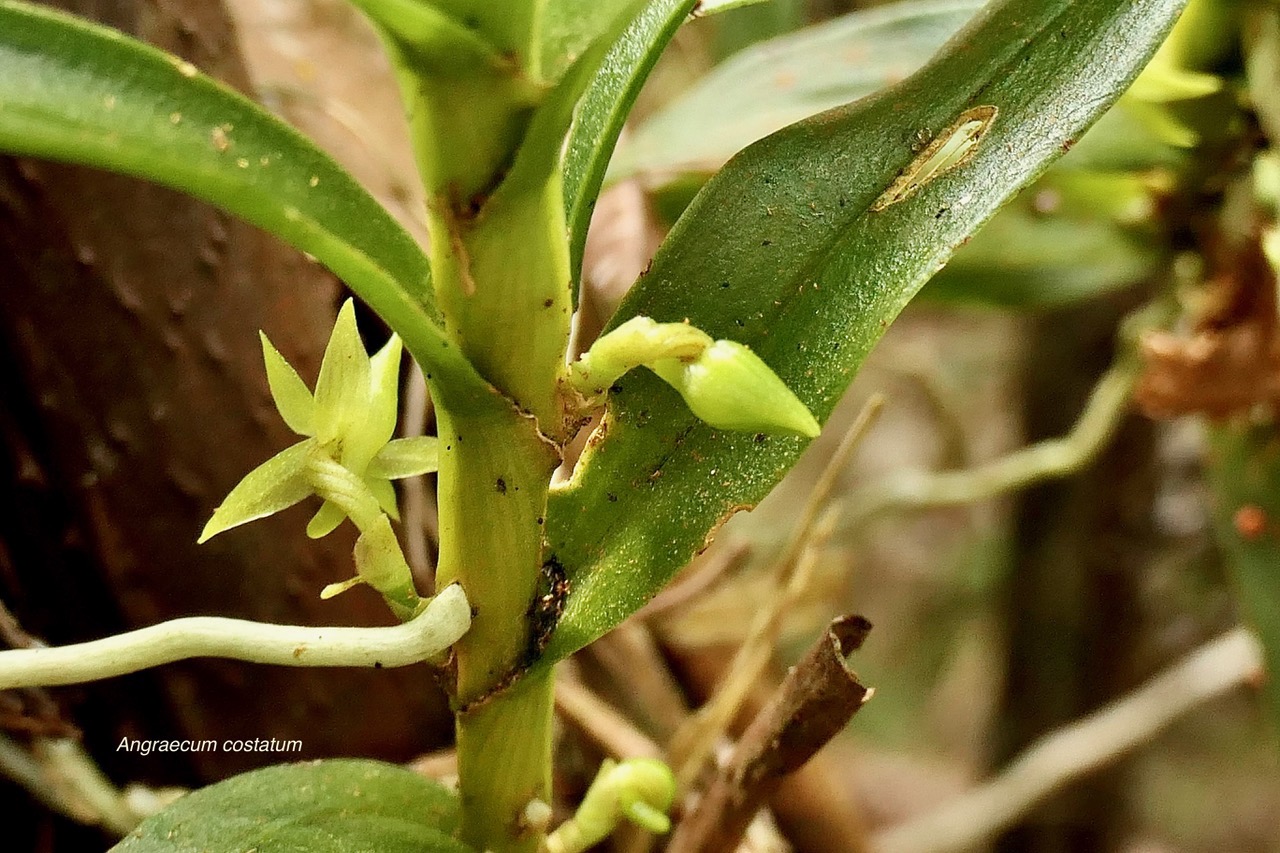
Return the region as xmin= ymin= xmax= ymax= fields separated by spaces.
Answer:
xmin=539 ymin=0 xmax=1190 ymax=671
xmin=111 ymin=759 xmax=471 ymax=853
xmin=563 ymin=0 xmax=699 ymax=286
xmin=0 ymin=1 xmax=493 ymax=398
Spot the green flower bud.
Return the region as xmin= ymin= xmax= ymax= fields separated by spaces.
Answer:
xmin=545 ymin=758 xmax=677 ymax=853
xmin=651 ymin=340 xmax=820 ymax=438
xmin=567 ymin=315 xmax=820 ymax=439
xmin=351 ymin=514 xmax=422 ymax=621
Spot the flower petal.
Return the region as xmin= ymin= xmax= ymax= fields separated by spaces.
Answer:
xmin=259 ymin=332 xmax=315 ymax=436
xmin=368 ymin=437 xmax=439 ymax=480
xmin=319 ymin=576 xmax=364 ymax=599
xmin=342 ymin=333 xmax=403 ymax=473
xmin=313 ymin=299 xmax=371 ymax=446
xmin=306 ymin=500 xmax=347 ymax=539
xmin=354 ymin=514 xmax=421 ymax=621
xmin=198 ymin=440 xmax=315 ymax=543
xmin=367 ymin=476 xmax=401 ymax=521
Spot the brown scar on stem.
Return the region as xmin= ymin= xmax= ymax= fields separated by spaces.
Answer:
xmin=871 ymin=105 xmax=998 ymax=212
xmin=449 ymin=227 xmax=478 ymax=297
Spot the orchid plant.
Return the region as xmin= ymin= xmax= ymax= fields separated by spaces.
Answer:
xmin=0 ymin=0 xmax=1191 ymax=850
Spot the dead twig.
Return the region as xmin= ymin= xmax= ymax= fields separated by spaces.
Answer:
xmin=554 ymin=676 xmax=663 ymax=761
xmin=667 ymin=615 xmax=873 ymax=853
xmin=580 ymin=623 xmax=691 ymax=741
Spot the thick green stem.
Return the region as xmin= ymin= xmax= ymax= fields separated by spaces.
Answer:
xmin=433 ymin=402 xmax=559 ymax=851
xmin=434 ymin=405 xmax=557 ymax=703
xmin=366 ymin=5 xmax=574 ymax=843
xmin=428 ymin=178 xmax=569 ymax=850
xmin=455 ymin=671 xmax=555 ymax=853
xmin=429 ymin=175 xmax=573 ymax=430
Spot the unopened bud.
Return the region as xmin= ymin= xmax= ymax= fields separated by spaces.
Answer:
xmin=652 ymin=340 xmax=820 ymax=438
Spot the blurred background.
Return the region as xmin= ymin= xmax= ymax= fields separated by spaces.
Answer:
xmin=2 ymin=0 xmax=1279 ymax=850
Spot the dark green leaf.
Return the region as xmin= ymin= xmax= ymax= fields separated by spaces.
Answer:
xmin=541 ymin=0 xmax=1188 ymax=669
xmin=500 ymin=0 xmax=656 ymax=199
xmin=1208 ymin=423 xmax=1280 ymax=735
xmin=111 ymin=759 xmax=472 ymax=852
xmin=0 ymin=1 xmax=488 ymax=399
xmin=611 ymin=0 xmax=982 ymax=184
xmin=563 ymin=0 xmax=699 ymax=286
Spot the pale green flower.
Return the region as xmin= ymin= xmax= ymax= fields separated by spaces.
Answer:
xmin=199 ymin=299 xmax=437 ymax=617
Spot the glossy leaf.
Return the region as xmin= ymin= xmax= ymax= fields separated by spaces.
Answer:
xmin=0 ymin=1 xmax=489 ymax=399
xmin=1208 ymin=423 xmax=1280 ymax=734
xmin=611 ymin=0 xmax=1181 ymax=309
xmin=610 ymin=0 xmax=982 ymax=184
xmin=537 ymin=0 xmax=642 ymax=82
xmin=563 ymin=0 xmax=699 ymax=284
xmin=540 ymin=0 xmax=1188 ymax=669
xmin=111 ymin=759 xmax=472 ymax=853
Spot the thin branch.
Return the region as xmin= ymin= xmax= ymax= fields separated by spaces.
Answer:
xmin=842 ymin=352 xmax=1140 ymax=531
xmin=555 ymin=676 xmax=664 ymax=760
xmin=0 ymin=584 xmax=470 ymax=690
xmin=669 ymin=397 xmax=883 ymax=789
xmin=873 ymin=627 xmax=1265 ymax=853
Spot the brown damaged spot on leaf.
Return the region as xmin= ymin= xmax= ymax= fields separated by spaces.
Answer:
xmin=1136 ymin=237 xmax=1280 ymax=419
xmin=699 ymin=503 xmax=755 ymax=555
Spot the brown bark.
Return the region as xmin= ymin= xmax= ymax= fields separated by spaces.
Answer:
xmin=0 ymin=0 xmax=449 ymax=813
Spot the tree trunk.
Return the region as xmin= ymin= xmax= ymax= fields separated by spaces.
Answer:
xmin=994 ymin=299 xmax=1158 ymax=852
xmin=0 ymin=0 xmax=450 ymax=846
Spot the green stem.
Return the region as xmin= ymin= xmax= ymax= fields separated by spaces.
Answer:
xmin=428 ymin=181 xmax=567 ymax=848
xmin=433 ymin=391 xmax=559 ymax=851
xmin=455 ymin=671 xmax=555 ymax=853
xmin=369 ymin=5 xmax=573 ymax=842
